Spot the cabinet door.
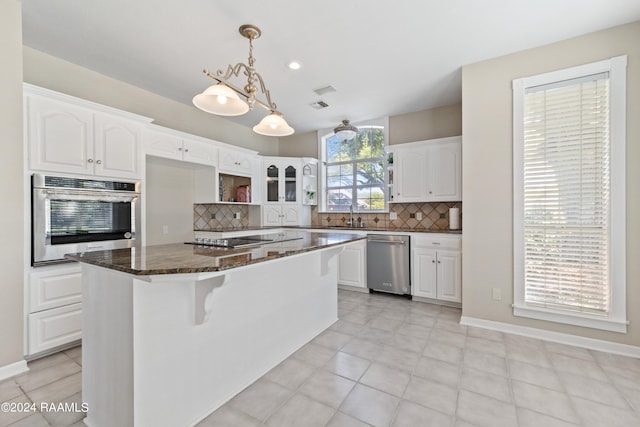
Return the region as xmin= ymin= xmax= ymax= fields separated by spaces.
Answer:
xmin=183 ymin=139 xmax=218 ymax=166
xmin=144 ymin=130 xmax=183 ymax=161
xmin=281 ymin=206 xmax=300 ymax=226
xmin=262 ymin=206 xmax=283 ymax=226
xmin=29 ymin=265 xmax=82 ymax=313
xmin=428 ymin=140 xmax=461 ymax=201
xmin=27 ymin=95 xmax=94 ymax=174
xmin=94 ymin=114 xmax=141 ymax=179
xmin=395 ymin=146 xmax=428 ymax=203
xmin=282 ymin=163 xmax=299 ymax=203
xmin=28 ymin=303 xmax=82 ymax=355
xmin=235 ymin=153 xmax=254 ymax=175
xmin=338 ymin=241 xmax=366 ymax=288
xmin=412 ymin=247 xmax=437 ymax=298
xmin=265 ymin=163 xmax=281 ymax=203
xmin=218 ymin=147 xmax=239 ymax=173
xmin=436 ymin=251 xmax=462 ymax=303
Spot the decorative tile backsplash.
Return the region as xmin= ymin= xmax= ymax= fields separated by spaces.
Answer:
xmin=194 ymin=204 xmax=250 ymax=229
xmin=194 ymin=202 xmax=462 ymax=231
xmin=310 ymin=202 xmax=462 ymax=231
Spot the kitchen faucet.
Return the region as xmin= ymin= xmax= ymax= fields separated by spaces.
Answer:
xmin=348 ymin=205 xmax=354 ymax=227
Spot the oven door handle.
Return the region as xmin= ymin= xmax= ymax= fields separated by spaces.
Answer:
xmin=42 ymin=189 xmax=138 ymax=203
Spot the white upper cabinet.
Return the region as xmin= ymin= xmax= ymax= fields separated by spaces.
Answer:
xmin=25 ymin=84 xmax=151 ymax=179
xmin=94 ymin=114 xmax=141 ymax=179
xmin=395 ymin=144 xmax=429 ymax=203
xmin=391 ymin=136 xmax=462 ymax=203
xmin=427 ymin=138 xmax=462 ymax=201
xmin=218 ymin=147 xmax=254 ymax=176
xmin=144 ymin=126 xmax=218 ymax=166
xmin=263 ymin=157 xmax=301 ymax=204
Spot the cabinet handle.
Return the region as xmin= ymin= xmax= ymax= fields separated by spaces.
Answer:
xmin=87 ymin=158 xmax=94 ymax=163
xmin=96 ymin=160 xmax=102 ymax=165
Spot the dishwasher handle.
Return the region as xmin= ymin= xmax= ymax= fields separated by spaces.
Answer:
xmin=368 ymin=238 xmax=407 ymax=245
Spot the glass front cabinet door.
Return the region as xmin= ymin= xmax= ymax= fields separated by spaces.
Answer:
xmin=264 ymin=159 xmax=300 ymax=204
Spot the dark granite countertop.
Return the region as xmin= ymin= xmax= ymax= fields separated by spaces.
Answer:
xmin=65 ymin=231 xmax=366 ymax=276
xmin=195 ymin=225 xmax=462 ymax=235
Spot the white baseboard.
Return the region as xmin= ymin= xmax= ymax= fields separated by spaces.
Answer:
xmin=460 ymin=315 xmax=640 ymax=358
xmin=0 ymin=360 xmax=29 ymax=382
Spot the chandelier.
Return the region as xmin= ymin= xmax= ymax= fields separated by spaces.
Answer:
xmin=192 ymin=24 xmax=294 ymax=137
xmin=334 ymin=120 xmax=358 ymax=141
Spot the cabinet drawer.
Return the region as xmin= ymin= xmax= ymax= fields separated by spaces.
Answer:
xmin=412 ymin=235 xmax=461 ymax=250
xmin=28 ymin=303 xmax=82 ymax=355
xmin=29 ymin=265 xmax=82 ymax=312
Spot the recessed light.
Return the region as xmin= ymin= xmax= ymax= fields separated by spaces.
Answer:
xmin=288 ymin=61 xmax=302 ymax=70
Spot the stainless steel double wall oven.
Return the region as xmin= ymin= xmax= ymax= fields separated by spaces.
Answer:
xmin=31 ymin=174 xmax=140 ymax=266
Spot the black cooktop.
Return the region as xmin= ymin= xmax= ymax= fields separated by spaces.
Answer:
xmin=187 ymin=234 xmax=302 ymax=249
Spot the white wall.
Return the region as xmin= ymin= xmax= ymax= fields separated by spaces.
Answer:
xmin=0 ymin=0 xmax=25 ymax=369
xmin=144 ymin=157 xmax=197 ymax=245
xmin=462 ymin=21 xmax=640 ymax=346
xmin=278 ymin=104 xmax=463 ymax=157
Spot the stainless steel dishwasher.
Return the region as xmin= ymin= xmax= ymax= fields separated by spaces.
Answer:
xmin=366 ymin=234 xmax=411 ymax=296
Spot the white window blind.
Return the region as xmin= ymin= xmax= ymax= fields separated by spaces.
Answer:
xmin=512 ymin=55 xmax=627 ymax=333
xmin=522 ymin=75 xmax=610 ymax=314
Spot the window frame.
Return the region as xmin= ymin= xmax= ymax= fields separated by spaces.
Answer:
xmin=512 ymin=56 xmax=627 ymax=333
xmin=317 ymin=117 xmax=389 ymax=213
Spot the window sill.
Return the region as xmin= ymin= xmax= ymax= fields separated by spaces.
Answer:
xmin=513 ymin=304 xmax=628 ymax=333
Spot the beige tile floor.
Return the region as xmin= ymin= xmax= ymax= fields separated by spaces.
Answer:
xmin=2 ymin=289 xmax=640 ymax=426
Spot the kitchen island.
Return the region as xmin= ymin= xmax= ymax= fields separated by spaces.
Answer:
xmin=66 ymin=231 xmax=365 ymax=427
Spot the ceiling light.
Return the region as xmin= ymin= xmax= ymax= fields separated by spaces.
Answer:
xmin=288 ymin=61 xmax=301 ymax=70
xmin=192 ymin=83 xmax=249 ymax=116
xmin=193 ymin=24 xmax=294 ymax=137
xmin=253 ymin=112 xmax=294 ymax=136
xmin=334 ymin=119 xmax=358 ymax=141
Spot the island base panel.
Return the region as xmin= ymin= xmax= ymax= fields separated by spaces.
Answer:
xmin=81 ymin=247 xmax=340 ymax=427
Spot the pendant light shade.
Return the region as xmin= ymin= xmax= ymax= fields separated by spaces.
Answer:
xmin=334 ymin=119 xmax=358 ymax=141
xmin=253 ymin=112 xmax=295 ymax=136
xmin=194 ymin=25 xmax=295 ymax=136
xmin=192 ymin=83 xmax=249 ymax=116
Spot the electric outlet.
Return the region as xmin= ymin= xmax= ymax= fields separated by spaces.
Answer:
xmin=492 ymin=288 xmax=502 ymax=301
xmin=390 ymin=212 xmax=398 ymax=220
xmin=234 ymin=212 xmax=241 ymax=220
xmin=416 ymin=212 xmax=423 ymax=220
xmin=162 ymin=225 xmax=169 ymax=235
xmin=409 ymin=213 xmax=415 ymax=219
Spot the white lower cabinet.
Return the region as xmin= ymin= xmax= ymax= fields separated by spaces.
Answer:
xmin=27 ymin=264 xmax=83 ymax=356
xmin=28 ymin=303 xmax=82 ymax=356
xmin=262 ymin=205 xmax=308 ymax=226
xmin=412 ymin=236 xmax=462 ymax=303
xmin=338 ymin=240 xmax=367 ymax=289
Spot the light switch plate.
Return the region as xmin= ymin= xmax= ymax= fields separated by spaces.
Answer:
xmin=416 ymin=212 xmax=423 ymax=220
xmin=390 ymin=212 xmax=398 ymax=220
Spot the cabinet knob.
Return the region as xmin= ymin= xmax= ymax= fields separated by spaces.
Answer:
xmin=178 ymin=147 xmax=183 ymax=151
xmin=429 ymin=191 xmax=432 ymax=194
xmin=184 ymin=149 xmax=189 ymax=152
xmin=397 ymin=192 xmax=400 ymax=196
xmin=87 ymin=158 xmax=94 ymax=163
xmin=96 ymin=160 xmax=102 ymax=165
xmin=432 ymin=260 xmax=435 ymax=263
xmin=437 ymin=260 xmax=441 ymax=264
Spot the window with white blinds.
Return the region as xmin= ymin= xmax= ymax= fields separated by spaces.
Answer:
xmin=512 ymin=56 xmax=627 ymax=333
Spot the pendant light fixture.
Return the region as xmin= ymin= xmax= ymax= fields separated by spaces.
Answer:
xmin=334 ymin=119 xmax=358 ymax=141
xmin=193 ymin=24 xmax=294 ymax=136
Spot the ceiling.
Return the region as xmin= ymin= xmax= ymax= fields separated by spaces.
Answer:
xmin=21 ymin=0 xmax=640 ymax=135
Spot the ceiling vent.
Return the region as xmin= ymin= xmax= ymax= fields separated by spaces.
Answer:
xmin=310 ymin=100 xmax=329 ymax=109
xmin=313 ymin=85 xmax=336 ymax=96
